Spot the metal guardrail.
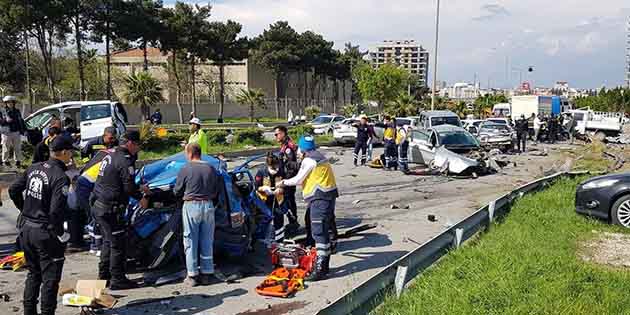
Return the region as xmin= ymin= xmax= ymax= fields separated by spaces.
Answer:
xmin=316 ymin=171 xmax=575 ymax=315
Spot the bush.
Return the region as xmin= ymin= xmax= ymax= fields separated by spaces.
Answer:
xmin=206 ymin=130 xmax=229 ymax=145
xmin=233 ymin=128 xmax=264 ymax=144
xmin=289 ymin=125 xmax=314 ymax=141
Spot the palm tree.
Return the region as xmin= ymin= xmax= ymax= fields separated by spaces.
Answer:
xmin=386 ymin=94 xmax=418 ymax=117
xmin=236 ymin=88 xmax=266 ymax=122
xmin=122 ymin=72 xmax=165 ymax=120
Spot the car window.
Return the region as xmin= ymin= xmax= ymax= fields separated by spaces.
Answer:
xmin=81 ymin=103 xmax=112 ymax=121
xmin=312 ymin=116 xmax=332 ymax=124
xmin=333 ymin=116 xmax=344 ymax=122
xmin=439 ymin=131 xmax=479 ymax=146
xmin=431 ymin=116 xmax=461 ymax=127
xmin=430 ymin=132 xmax=438 ymax=147
xmin=573 ymin=113 xmax=584 ymax=121
xmin=26 ymin=109 xmax=57 ymax=130
xmin=410 ymin=130 xmax=429 ymax=142
xmin=115 ymin=103 xmax=128 ymax=123
xmin=486 ymin=119 xmax=507 ymax=125
xmin=396 ymin=119 xmax=412 ymax=127
xmin=480 ymin=123 xmax=510 ymax=132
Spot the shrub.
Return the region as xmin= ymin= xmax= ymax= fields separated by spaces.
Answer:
xmin=289 ymin=125 xmax=314 ymax=141
xmin=233 ymin=128 xmax=264 ymax=144
xmin=206 ymin=130 xmax=229 ymax=145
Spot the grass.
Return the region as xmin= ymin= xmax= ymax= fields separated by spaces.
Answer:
xmin=375 ymin=177 xmax=630 ymax=315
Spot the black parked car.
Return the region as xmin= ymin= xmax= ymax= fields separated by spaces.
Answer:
xmin=575 ymin=173 xmax=630 ymax=228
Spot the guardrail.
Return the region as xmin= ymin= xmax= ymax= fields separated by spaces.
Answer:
xmin=316 ymin=171 xmax=581 ymax=315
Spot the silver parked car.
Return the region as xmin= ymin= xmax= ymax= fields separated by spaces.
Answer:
xmin=408 ymin=125 xmax=480 ymax=166
xmin=308 ymin=115 xmax=346 ymax=135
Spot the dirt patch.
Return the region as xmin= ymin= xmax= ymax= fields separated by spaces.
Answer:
xmin=236 ymin=301 xmax=310 ymax=315
xmin=580 ymin=231 xmax=630 ymax=268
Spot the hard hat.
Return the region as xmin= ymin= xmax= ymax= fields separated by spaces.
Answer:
xmin=298 ymin=135 xmax=316 ymax=152
xmin=2 ymin=95 xmax=16 ymax=103
xmin=189 ymin=117 xmax=201 ymax=125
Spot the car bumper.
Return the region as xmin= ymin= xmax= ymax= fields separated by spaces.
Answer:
xmin=333 ymin=135 xmax=356 ymax=144
xmin=575 ymin=186 xmax=611 ymax=221
xmin=313 ymin=128 xmax=328 ymax=135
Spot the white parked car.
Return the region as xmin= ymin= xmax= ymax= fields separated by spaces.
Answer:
xmin=24 ymin=101 xmax=128 ymax=147
xmin=309 ymin=115 xmax=346 ymax=135
xmin=333 ymin=118 xmax=384 ymax=145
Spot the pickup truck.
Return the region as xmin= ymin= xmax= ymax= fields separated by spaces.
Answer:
xmin=566 ymin=108 xmax=623 ymax=141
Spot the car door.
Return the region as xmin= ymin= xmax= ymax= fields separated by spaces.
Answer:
xmin=112 ymin=102 xmax=128 ymax=136
xmin=408 ymin=130 xmax=431 ymax=165
xmin=80 ymin=102 xmax=114 ymax=145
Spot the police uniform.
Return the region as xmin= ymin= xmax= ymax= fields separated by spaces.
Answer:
xmin=81 ymin=134 xmax=118 ymax=161
xmin=396 ymin=126 xmax=409 ymax=172
xmin=9 ymin=136 xmax=73 ymax=315
xmin=279 ymin=138 xmax=299 ymax=229
xmin=353 ymin=122 xmax=371 ymax=166
xmin=91 ymin=132 xmax=142 ymax=289
xmin=383 ymin=122 xmax=398 ymax=170
xmin=282 ymin=136 xmax=338 ymax=281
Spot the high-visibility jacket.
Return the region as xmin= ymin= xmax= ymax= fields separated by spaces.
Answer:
xmin=384 ymin=125 xmax=396 ymax=141
xmin=396 ymin=127 xmax=408 ymax=145
xmin=302 ymin=151 xmax=338 ymax=202
xmin=188 ymin=129 xmax=208 ymax=154
xmin=0 ymin=251 xmax=25 ymax=271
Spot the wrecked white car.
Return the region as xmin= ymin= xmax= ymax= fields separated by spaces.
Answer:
xmin=408 ymin=125 xmax=480 ymax=167
xmin=477 ymin=122 xmax=515 ymax=152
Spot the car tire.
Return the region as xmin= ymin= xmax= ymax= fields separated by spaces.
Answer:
xmin=611 ymin=194 xmax=630 ymax=228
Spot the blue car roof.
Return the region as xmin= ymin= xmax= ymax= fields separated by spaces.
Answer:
xmin=137 ymin=152 xmax=223 ymax=189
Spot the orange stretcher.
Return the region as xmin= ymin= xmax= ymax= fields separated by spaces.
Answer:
xmin=255 ymin=267 xmax=307 ymax=298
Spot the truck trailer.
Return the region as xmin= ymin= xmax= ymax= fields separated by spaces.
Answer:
xmin=510 ymin=95 xmax=568 ymax=119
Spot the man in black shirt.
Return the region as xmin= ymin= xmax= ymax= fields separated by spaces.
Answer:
xmin=353 ymin=115 xmax=372 ymax=166
xmin=91 ymin=130 xmax=147 ymax=290
xmin=1 ymin=96 xmax=25 ymax=167
xmin=32 ymin=127 xmax=61 ymax=163
xmin=515 ymin=115 xmax=529 ymax=153
xmin=81 ymin=127 xmax=118 ymax=162
xmin=9 ymin=136 xmax=74 ymax=315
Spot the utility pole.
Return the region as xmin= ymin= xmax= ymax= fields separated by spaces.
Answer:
xmin=430 ymin=0 xmax=441 ymax=110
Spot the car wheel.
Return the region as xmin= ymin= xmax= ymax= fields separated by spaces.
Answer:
xmin=611 ymin=195 xmax=630 ymax=228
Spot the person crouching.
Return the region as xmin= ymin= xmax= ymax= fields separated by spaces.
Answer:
xmin=174 ymin=143 xmax=222 ymax=286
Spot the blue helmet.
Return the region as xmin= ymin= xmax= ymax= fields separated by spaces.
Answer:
xmin=298 ymin=135 xmax=316 ymax=152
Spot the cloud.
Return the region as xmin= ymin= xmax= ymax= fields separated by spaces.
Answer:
xmin=472 ymin=4 xmax=511 ymax=21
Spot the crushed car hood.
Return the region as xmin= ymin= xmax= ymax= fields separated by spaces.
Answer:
xmin=137 ymin=152 xmax=223 ymax=189
xmin=433 ymin=147 xmax=480 ymax=174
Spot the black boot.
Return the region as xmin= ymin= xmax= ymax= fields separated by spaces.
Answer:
xmin=109 ymin=277 xmax=139 ymax=290
xmin=305 ymin=255 xmax=329 ymax=281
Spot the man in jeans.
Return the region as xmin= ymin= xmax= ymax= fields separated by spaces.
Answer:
xmin=174 ymin=143 xmax=221 ymax=286
xmin=1 ymin=96 xmax=25 ymax=168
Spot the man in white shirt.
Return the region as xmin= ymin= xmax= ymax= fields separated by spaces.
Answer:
xmin=533 ymin=114 xmax=542 ymax=144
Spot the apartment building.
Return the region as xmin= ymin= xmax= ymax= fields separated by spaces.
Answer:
xmin=368 ymin=40 xmax=429 ymax=87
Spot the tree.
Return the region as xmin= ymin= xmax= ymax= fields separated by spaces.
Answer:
xmin=354 ymin=63 xmax=410 ymax=110
xmin=339 ymin=42 xmax=367 ymax=105
xmin=385 ymin=93 xmax=418 ymax=117
xmin=122 ymin=71 xmax=164 ymax=119
xmin=251 ymin=21 xmax=300 ymax=118
xmin=0 ymin=3 xmax=25 ymax=91
xmin=473 ymin=94 xmax=508 ymax=118
xmin=207 ymin=20 xmax=249 ymax=123
xmin=235 ymin=88 xmax=265 ymax=122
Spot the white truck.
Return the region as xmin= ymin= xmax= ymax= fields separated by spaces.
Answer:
xmin=565 ymin=108 xmax=623 ymax=141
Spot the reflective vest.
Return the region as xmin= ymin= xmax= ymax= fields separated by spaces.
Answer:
xmin=384 ymin=126 xmax=396 ymax=140
xmin=302 ymin=152 xmax=338 ymax=202
xmin=396 ymin=127 xmax=408 ymax=145
xmin=188 ymin=129 xmax=208 ymax=154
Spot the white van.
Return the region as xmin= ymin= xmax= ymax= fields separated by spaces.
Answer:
xmin=24 ymin=101 xmax=128 ymax=147
xmin=492 ymin=103 xmax=511 ymax=117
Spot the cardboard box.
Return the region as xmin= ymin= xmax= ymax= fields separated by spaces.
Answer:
xmin=58 ymin=280 xmax=117 ymax=308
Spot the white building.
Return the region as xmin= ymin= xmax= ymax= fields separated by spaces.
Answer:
xmin=439 ymin=82 xmax=483 ymax=101
xmin=368 ymin=40 xmax=429 ymax=88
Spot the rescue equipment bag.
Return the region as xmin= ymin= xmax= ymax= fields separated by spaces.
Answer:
xmin=255 ymin=267 xmax=307 ymax=298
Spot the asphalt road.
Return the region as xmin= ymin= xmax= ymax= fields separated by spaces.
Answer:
xmin=0 ymin=143 xmax=569 ymax=315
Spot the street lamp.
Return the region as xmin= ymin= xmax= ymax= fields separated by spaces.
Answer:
xmin=430 ymin=0 xmax=441 ymax=111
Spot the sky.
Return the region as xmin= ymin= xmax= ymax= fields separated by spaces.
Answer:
xmin=166 ymin=0 xmax=630 ymax=89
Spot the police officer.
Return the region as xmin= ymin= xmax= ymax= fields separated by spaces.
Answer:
xmin=515 ymin=114 xmax=529 ymax=152
xmin=81 ymin=127 xmax=118 ymax=161
xmin=353 ymin=115 xmax=372 ymax=167
xmin=91 ymin=131 xmax=147 ymax=290
xmin=273 ymin=125 xmax=300 ymax=234
xmin=279 ymin=135 xmax=339 ymax=281
xmin=9 ymin=136 xmax=75 ymax=315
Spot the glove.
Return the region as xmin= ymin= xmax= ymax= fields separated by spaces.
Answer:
xmin=57 ymin=232 xmax=70 ymax=243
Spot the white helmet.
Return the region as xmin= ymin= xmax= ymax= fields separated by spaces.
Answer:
xmin=2 ymin=95 xmax=16 ymax=103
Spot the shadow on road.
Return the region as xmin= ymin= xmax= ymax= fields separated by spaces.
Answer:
xmin=110 ymin=289 xmax=248 ymax=315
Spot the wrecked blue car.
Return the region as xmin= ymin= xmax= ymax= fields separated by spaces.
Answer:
xmin=124 ymin=152 xmax=274 ymax=272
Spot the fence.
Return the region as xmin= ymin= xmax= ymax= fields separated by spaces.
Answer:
xmin=316 ymin=171 xmax=582 ymax=315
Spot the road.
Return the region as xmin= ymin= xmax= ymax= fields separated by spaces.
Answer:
xmin=0 ymin=143 xmax=570 ymax=315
